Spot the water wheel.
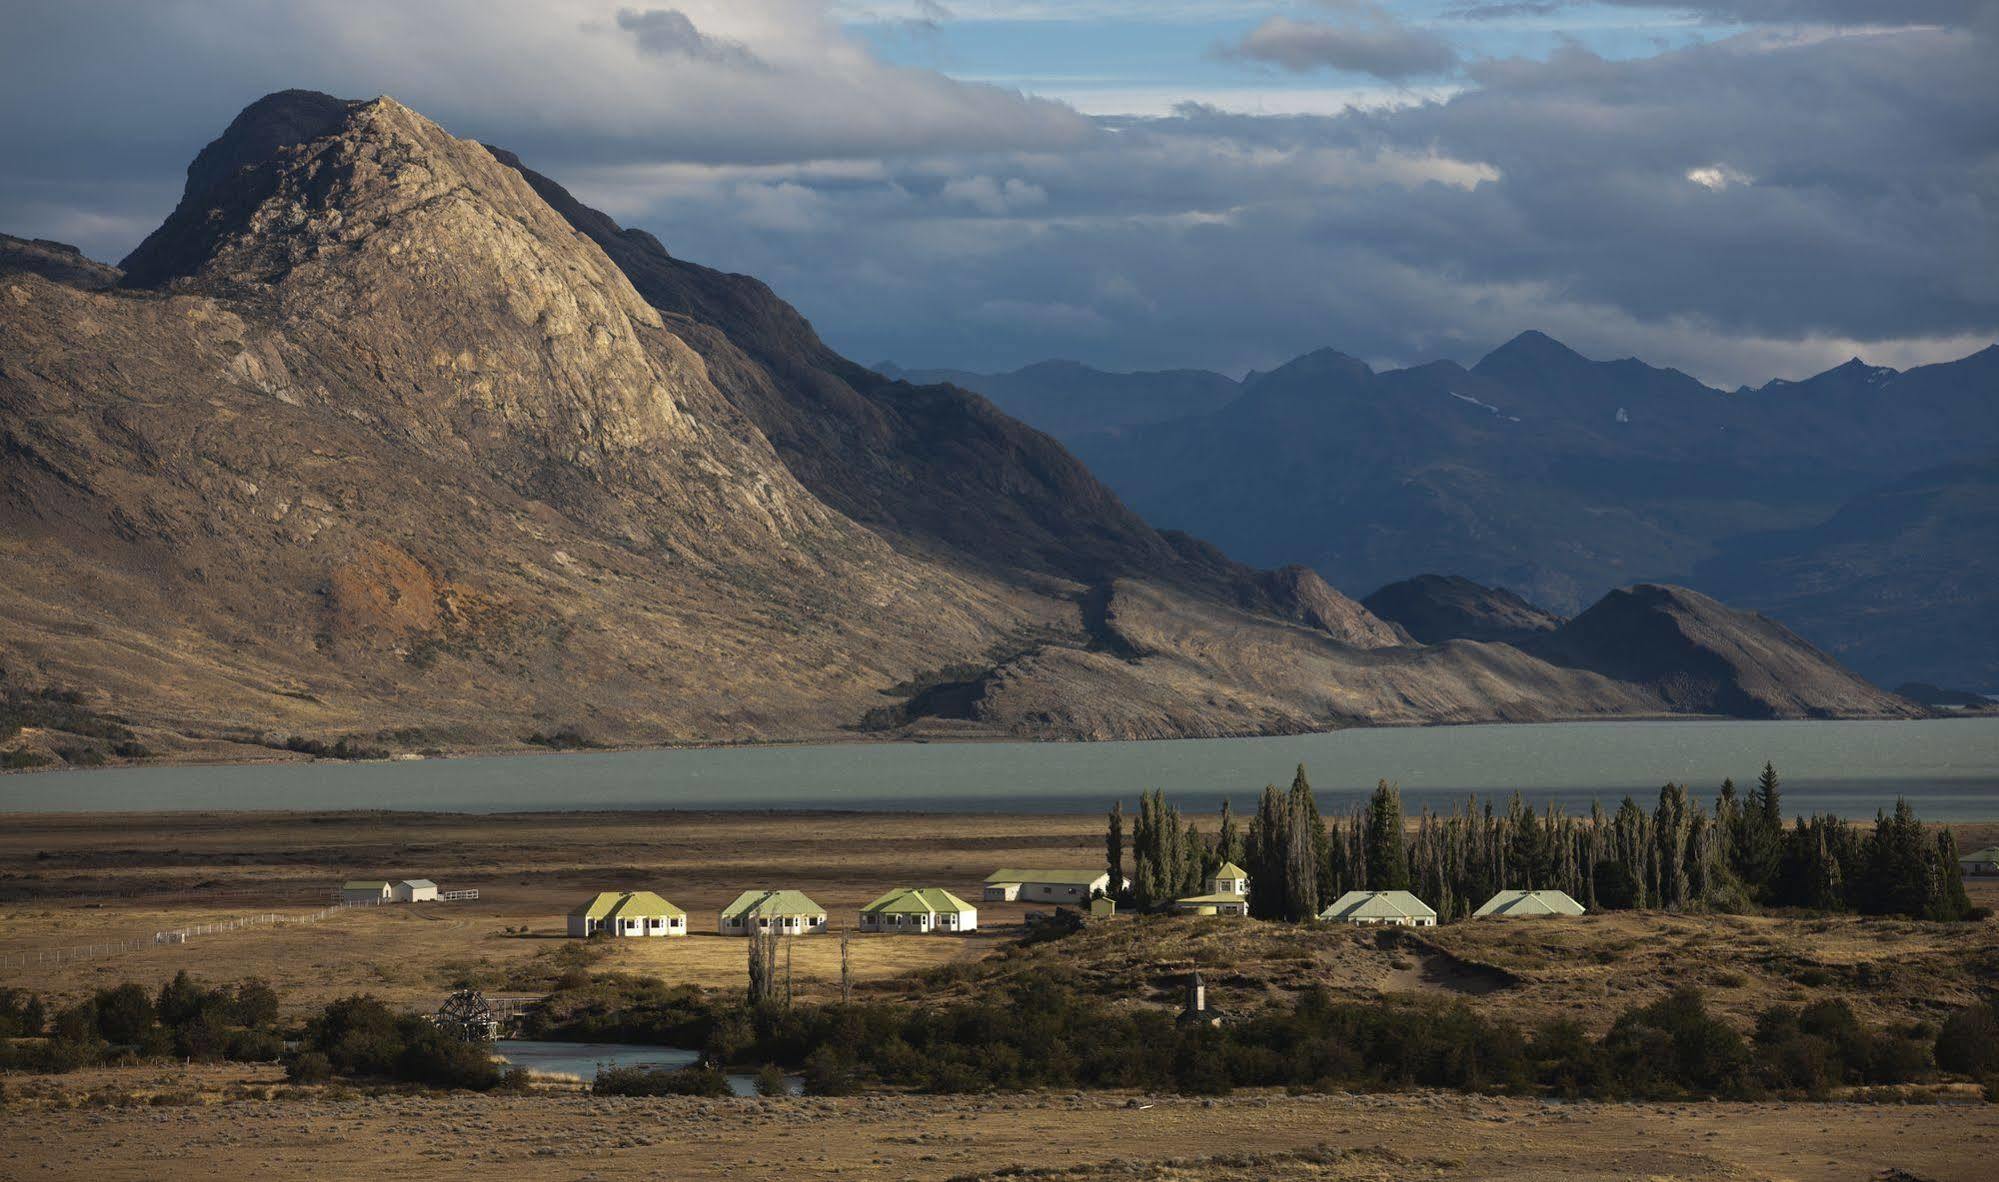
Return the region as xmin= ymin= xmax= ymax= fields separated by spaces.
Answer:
xmin=436 ymin=988 xmax=495 ymax=1042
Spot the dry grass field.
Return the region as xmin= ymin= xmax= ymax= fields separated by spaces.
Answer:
xmin=2 ymin=810 xmax=1996 ymax=1028
xmin=2 ymin=808 xmax=1996 ymax=1180
xmin=0 ymin=1063 xmax=1993 ymax=1182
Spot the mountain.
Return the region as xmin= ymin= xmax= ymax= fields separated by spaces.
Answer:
xmin=1363 ymin=575 xmax=1565 ymax=646
xmin=1693 ymin=459 xmax=1999 ymax=691
xmin=1523 ymin=585 xmax=1913 ymax=720
xmin=873 ymin=359 xmax=1240 ymax=441
xmin=1041 ymin=332 xmax=1996 ymax=685
xmin=0 ymin=92 xmax=1918 ymax=767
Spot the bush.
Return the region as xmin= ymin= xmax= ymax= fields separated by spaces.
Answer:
xmin=1936 ymin=1002 xmax=1999 ymax=1077
xmin=286 ymin=1051 xmax=334 ymax=1083
xmin=594 ymin=1064 xmax=732 ymax=1097
xmin=753 ymin=1064 xmax=789 ymax=1096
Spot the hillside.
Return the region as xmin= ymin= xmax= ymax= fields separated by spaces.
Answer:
xmin=0 ymin=91 xmax=1920 ymax=767
xmin=1362 ymin=574 xmax=1565 ymax=646
xmin=1693 ymin=460 xmax=1999 ymax=690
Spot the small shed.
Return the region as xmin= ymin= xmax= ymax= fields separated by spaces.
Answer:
xmin=719 ymin=889 xmax=827 ymax=936
xmin=858 ymin=887 xmax=978 ymax=934
xmin=393 ymin=879 xmax=439 ymax=903
xmin=569 ymin=891 xmax=688 ymax=938
xmin=1473 ymin=889 xmax=1586 ymax=918
xmin=340 ymin=880 xmax=392 ymax=905
xmin=1319 ymin=890 xmax=1438 ymax=927
xmin=1959 ymin=847 xmax=1999 ymax=877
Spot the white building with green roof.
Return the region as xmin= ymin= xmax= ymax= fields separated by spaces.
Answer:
xmin=1473 ymin=889 xmax=1586 ymax=918
xmin=568 ymin=891 xmax=687 ymax=938
xmin=1960 ymin=846 xmax=1999 ymax=876
xmin=1173 ymin=862 xmax=1251 ymax=916
xmin=718 ymin=889 xmax=827 ymax=936
xmin=858 ymin=887 xmax=978 ymax=934
xmin=1318 ymin=889 xmax=1438 ymax=927
xmin=982 ymin=868 xmax=1121 ymax=903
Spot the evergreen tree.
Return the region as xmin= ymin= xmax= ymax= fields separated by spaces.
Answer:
xmin=1363 ymin=781 xmax=1409 ymax=891
xmin=1215 ymin=798 xmax=1245 ymax=868
xmin=1105 ymin=802 xmax=1126 ymax=902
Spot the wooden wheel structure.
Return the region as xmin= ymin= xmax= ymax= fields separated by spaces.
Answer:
xmin=436 ymin=988 xmax=497 ymax=1042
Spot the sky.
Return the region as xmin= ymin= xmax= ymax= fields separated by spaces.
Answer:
xmin=2 ymin=0 xmax=1994 ymax=386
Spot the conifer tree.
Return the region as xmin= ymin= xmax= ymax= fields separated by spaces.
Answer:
xmin=1364 ymin=780 xmax=1409 ymax=891
xmin=1106 ymin=802 xmax=1126 ymax=902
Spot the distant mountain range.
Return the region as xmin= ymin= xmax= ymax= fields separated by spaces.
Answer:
xmin=0 ymin=91 xmax=1926 ymax=768
xmin=892 ymin=338 xmax=1998 ymax=688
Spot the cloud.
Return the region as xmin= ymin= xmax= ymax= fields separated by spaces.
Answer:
xmin=615 ymin=8 xmax=760 ymax=65
xmin=940 ymin=175 xmax=1048 ymax=214
xmin=1221 ymin=5 xmax=1460 ymax=81
xmin=0 ymin=0 xmax=1991 ymax=389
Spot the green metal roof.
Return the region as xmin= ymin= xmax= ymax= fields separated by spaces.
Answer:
xmin=1963 ymin=847 xmax=1999 ymax=862
xmin=720 ymin=889 xmax=825 ymax=920
xmin=862 ymin=887 xmax=975 ymax=915
xmin=570 ymin=890 xmax=685 ymax=921
xmin=1473 ymin=889 xmax=1585 ymax=918
xmin=1319 ymin=890 xmax=1437 ymax=921
xmin=343 ymin=880 xmax=389 ymax=891
xmin=1174 ymin=892 xmax=1248 ymax=906
xmin=984 ymin=868 xmax=1105 ymax=886
xmin=1212 ymin=863 xmax=1248 ymax=880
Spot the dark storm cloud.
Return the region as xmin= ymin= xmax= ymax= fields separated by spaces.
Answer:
xmin=0 ymin=1 xmax=1991 ymax=386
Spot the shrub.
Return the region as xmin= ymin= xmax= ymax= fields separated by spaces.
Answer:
xmin=286 ymin=1051 xmax=334 ymax=1083
xmin=595 ymin=1064 xmax=732 ymax=1097
xmin=753 ymin=1064 xmax=788 ymax=1097
xmin=1936 ymin=1002 xmax=1999 ymax=1077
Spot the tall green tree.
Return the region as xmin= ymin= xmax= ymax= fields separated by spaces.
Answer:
xmin=1363 ymin=781 xmax=1409 ymax=890
xmin=1105 ymin=802 xmax=1126 ymax=902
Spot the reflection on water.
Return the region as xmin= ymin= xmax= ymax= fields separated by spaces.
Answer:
xmin=4 ymin=719 xmax=1995 ymax=819
xmin=494 ymin=1039 xmax=800 ymax=1096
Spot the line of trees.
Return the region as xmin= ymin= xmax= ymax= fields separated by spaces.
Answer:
xmin=1108 ymin=763 xmax=1976 ymax=922
xmin=686 ymin=971 xmax=1997 ymax=1100
xmin=0 ymin=972 xmax=283 ymax=1072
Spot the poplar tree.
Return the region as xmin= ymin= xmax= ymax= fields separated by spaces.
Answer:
xmin=1105 ymin=802 xmax=1126 ymax=902
xmin=1364 ymin=780 xmax=1409 ymax=891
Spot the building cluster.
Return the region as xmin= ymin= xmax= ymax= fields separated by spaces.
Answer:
xmin=559 ymin=864 xmax=1586 ymax=939
xmin=338 ymin=878 xmax=476 ymax=905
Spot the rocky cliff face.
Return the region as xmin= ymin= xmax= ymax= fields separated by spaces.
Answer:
xmin=0 ymin=91 xmax=1920 ymax=768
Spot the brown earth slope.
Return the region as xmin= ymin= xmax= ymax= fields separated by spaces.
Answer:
xmin=0 ymin=91 xmax=1916 ymax=767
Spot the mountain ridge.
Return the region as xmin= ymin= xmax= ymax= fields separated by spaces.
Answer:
xmin=0 ymin=90 xmax=1923 ymax=769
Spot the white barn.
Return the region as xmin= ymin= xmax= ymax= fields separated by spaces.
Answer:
xmin=982 ymin=868 xmax=1120 ymax=903
xmin=392 ymin=879 xmax=439 ymax=903
xmin=340 ymin=880 xmax=392 ymax=905
xmin=1319 ymin=890 xmax=1438 ymax=927
xmin=1473 ymin=889 xmax=1586 ymax=918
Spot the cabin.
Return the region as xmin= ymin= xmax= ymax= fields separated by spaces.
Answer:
xmin=857 ymin=887 xmax=978 ymax=934
xmin=1959 ymin=846 xmax=1999 ymax=877
xmin=340 ymin=880 xmax=392 ymax=905
xmin=1473 ymin=889 xmax=1586 ymax=918
xmin=719 ymin=889 xmax=827 ymax=936
xmin=392 ymin=879 xmax=439 ymax=903
xmin=1172 ymin=861 xmax=1251 ymax=916
xmin=568 ymin=891 xmax=688 ymax=938
xmin=1318 ymin=890 xmax=1438 ymax=927
xmin=982 ymin=868 xmax=1120 ymax=903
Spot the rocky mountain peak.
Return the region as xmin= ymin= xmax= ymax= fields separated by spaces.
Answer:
xmin=1471 ymin=329 xmax=1587 ymax=378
